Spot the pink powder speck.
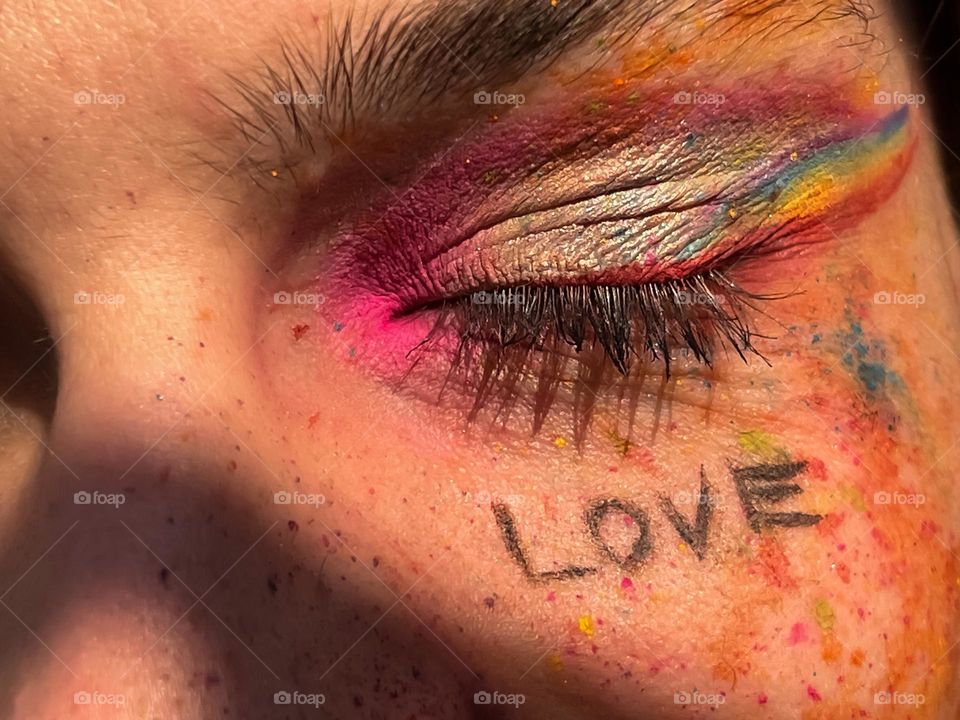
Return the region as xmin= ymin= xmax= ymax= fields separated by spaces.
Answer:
xmin=621 ymin=577 xmax=634 ymax=590
xmin=757 ymin=693 xmax=768 ymax=705
xmin=787 ymin=622 xmax=808 ymax=646
xmin=807 ymin=685 xmax=821 ymax=702
xmin=546 ymin=591 xmax=556 ymax=602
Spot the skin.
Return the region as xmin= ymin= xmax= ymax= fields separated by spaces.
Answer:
xmin=0 ymin=0 xmax=958 ymax=718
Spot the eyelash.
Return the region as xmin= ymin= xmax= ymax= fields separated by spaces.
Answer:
xmin=404 ymin=266 xmax=778 ymax=428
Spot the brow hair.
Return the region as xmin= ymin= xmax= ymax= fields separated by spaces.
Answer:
xmin=211 ymin=0 xmax=875 ymax=161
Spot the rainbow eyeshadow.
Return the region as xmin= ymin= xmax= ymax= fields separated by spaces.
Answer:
xmin=322 ymin=78 xmax=915 ymax=369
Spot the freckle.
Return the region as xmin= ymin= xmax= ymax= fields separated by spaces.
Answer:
xmin=179 ymin=376 xmax=185 ymax=382
xmin=483 ymin=596 xmax=495 ymax=609
xmin=368 ymin=488 xmax=375 ymax=495
xmin=288 ymin=520 xmax=299 ymax=533
xmin=307 ymin=413 xmax=319 ymax=429
xmin=159 ymin=567 xmax=169 ymax=586
xmin=372 ymin=556 xmax=380 ymax=568
xmin=199 ymin=341 xmax=205 ymax=348
xmin=227 ymin=460 xmax=237 ymax=471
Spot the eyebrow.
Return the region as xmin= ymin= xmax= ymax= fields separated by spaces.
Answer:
xmin=217 ymin=0 xmax=873 ymax=156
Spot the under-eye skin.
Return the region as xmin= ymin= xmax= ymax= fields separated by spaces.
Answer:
xmin=311 ymin=71 xmax=915 ymax=430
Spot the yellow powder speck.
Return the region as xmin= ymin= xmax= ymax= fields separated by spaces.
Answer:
xmin=814 ymin=599 xmax=836 ymax=631
xmin=546 ymin=653 xmax=564 ymax=671
xmin=612 ymin=77 xmax=626 ymax=87
xmin=270 ymin=169 xmax=279 ymax=177
xmin=578 ymin=615 xmax=594 ymax=637
xmin=736 ymin=430 xmax=785 ymax=459
xmin=790 ymin=151 xmax=799 ymax=161
xmin=554 ymin=437 xmax=568 ymax=449
xmin=727 ymin=207 xmax=738 ymax=219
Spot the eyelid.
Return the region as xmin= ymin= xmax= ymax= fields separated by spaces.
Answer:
xmin=329 ymin=82 xmax=914 ymax=320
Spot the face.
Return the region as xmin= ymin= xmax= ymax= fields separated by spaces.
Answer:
xmin=1 ymin=0 xmax=959 ymax=718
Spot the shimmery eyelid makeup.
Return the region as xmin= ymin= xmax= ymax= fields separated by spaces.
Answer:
xmin=320 ymin=77 xmax=915 ymax=380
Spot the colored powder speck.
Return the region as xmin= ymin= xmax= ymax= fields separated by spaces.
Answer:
xmin=333 ymin=321 xmax=344 ymax=332
xmin=546 ymin=654 xmax=564 ymax=671
xmin=578 ymin=615 xmax=595 ymax=637
xmin=787 ymin=622 xmax=808 ymax=646
xmin=821 ymin=632 xmax=842 ymax=664
xmin=840 ymin=485 xmax=866 ymax=512
xmin=834 ymin=562 xmax=851 ymax=584
xmin=553 ymin=437 xmax=568 ymax=449
xmin=546 ymin=591 xmax=556 ymax=602
xmin=291 ymin=323 xmax=309 ymax=340
xmin=758 ymin=692 xmax=768 ymax=705
xmin=620 ymin=577 xmax=634 ymax=591
xmin=807 ymin=685 xmax=822 ymax=702
xmin=857 ymin=362 xmax=887 ymax=392
xmin=814 ymin=599 xmax=836 ymax=631
xmin=737 ymin=430 xmax=787 ymax=459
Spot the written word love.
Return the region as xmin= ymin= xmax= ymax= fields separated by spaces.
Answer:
xmin=492 ymin=461 xmax=821 ymax=581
